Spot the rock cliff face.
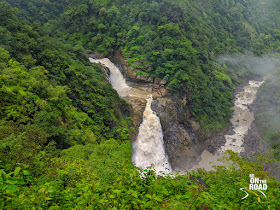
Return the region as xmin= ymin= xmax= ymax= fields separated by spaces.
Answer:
xmin=127 ymin=97 xmax=147 ymax=141
xmin=151 ymin=98 xmax=205 ymax=170
xmin=89 ymin=51 xmax=272 ymax=173
xmin=108 ymin=51 xmax=209 ymax=170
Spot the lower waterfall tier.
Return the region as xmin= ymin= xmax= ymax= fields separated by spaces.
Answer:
xmin=132 ymin=95 xmax=172 ymax=175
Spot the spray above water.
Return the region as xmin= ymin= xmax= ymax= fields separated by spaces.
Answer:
xmin=218 ymin=54 xmax=279 ymax=75
xmin=132 ymin=95 xmax=172 ymax=175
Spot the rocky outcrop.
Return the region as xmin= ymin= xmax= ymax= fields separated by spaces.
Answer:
xmin=128 ymin=95 xmax=208 ymax=171
xmin=108 ymin=51 xmax=208 ymax=170
xmin=127 ymin=97 xmax=147 ymax=141
xmin=109 ymin=51 xmax=170 ymax=97
xmin=88 ymin=50 xmax=273 ymax=174
xmin=151 ymin=97 xmax=204 ymax=170
xmin=88 ymin=50 xmax=209 ymax=171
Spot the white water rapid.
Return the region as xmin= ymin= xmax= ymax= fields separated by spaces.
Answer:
xmin=191 ymin=80 xmax=264 ymax=171
xmin=132 ymin=95 xmax=172 ymax=175
xmin=219 ymin=80 xmax=264 ymax=153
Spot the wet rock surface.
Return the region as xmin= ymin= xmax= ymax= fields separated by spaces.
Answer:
xmin=89 ymin=51 xmax=228 ymax=171
xmin=110 ymin=51 xmax=170 ymax=97
xmin=242 ymin=120 xmax=267 ymax=157
xmin=151 ymin=97 xmax=204 ymax=170
xmin=88 ymin=51 xmax=276 ymax=175
xmin=127 ymin=97 xmax=147 ymax=141
xmin=241 ymin=99 xmax=280 ymax=181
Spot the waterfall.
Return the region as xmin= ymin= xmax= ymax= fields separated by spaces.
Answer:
xmin=103 ymin=67 xmax=111 ymax=82
xmin=89 ymin=57 xmax=171 ymax=175
xmin=89 ymin=58 xmax=131 ymax=97
xmin=132 ymin=95 xmax=172 ymax=175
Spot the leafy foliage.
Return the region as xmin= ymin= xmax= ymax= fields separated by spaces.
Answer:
xmin=255 ymin=66 xmax=280 ymax=154
xmin=0 ymin=2 xmax=132 ymax=166
xmin=5 ymin=0 xmax=280 ymax=129
xmin=200 ymin=151 xmax=280 ymax=209
xmin=1 ymin=148 xmax=279 ymax=209
xmin=0 ymin=1 xmax=280 ymax=209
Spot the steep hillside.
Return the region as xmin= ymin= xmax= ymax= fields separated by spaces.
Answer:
xmin=0 ymin=1 xmax=132 ymax=168
xmin=4 ymin=0 xmax=280 ymax=130
xmin=1 ymin=1 xmax=280 ymax=209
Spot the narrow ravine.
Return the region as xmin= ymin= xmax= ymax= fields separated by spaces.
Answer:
xmin=219 ymin=80 xmax=264 ymax=153
xmin=90 ymin=57 xmax=265 ymax=173
xmin=89 ymin=57 xmax=172 ymax=175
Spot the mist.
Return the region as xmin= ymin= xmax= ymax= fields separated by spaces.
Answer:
xmin=218 ymin=53 xmax=280 ymax=180
xmin=218 ymin=54 xmax=280 ymax=76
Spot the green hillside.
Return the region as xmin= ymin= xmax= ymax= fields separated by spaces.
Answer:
xmin=5 ymin=0 xmax=280 ymax=129
xmin=0 ymin=0 xmax=280 ymax=209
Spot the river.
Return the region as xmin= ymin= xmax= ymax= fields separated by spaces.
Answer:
xmin=191 ymin=80 xmax=264 ymax=171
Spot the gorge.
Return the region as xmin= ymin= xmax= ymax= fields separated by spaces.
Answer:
xmin=1 ymin=0 xmax=280 ymax=208
xmin=89 ymin=57 xmax=172 ymax=175
xmin=89 ymin=55 xmax=266 ymax=173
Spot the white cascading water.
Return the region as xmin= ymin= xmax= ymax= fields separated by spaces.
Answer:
xmin=89 ymin=58 xmax=131 ymax=97
xmin=89 ymin=57 xmax=148 ymax=98
xmin=132 ymin=95 xmax=172 ymax=175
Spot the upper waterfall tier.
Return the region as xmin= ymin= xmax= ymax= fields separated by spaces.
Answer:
xmin=89 ymin=57 xmax=149 ymax=99
xmin=89 ymin=58 xmax=131 ymax=97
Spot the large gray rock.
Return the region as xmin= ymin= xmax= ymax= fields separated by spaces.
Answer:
xmin=151 ymin=97 xmax=203 ymax=171
xmin=127 ymin=97 xmax=147 ymax=141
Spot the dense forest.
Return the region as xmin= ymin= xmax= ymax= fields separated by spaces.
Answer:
xmin=1 ymin=0 xmax=280 ymax=209
xmin=5 ymin=0 xmax=280 ymax=130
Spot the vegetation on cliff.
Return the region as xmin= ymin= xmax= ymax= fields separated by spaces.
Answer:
xmin=0 ymin=0 xmax=280 ymax=209
xmin=255 ymin=66 xmax=280 ymax=154
xmin=5 ymin=0 xmax=280 ymax=129
xmin=0 ymin=1 xmax=132 ymax=172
